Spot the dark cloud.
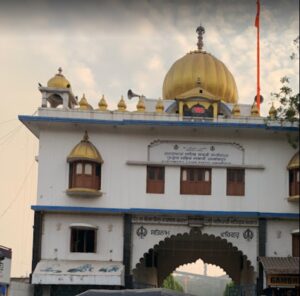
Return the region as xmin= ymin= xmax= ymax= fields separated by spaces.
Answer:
xmin=1 ymin=0 xmax=298 ymax=34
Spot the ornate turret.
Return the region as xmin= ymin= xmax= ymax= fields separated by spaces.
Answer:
xmin=232 ymin=104 xmax=241 ymax=117
xmin=97 ymin=95 xmax=108 ymax=111
xmin=40 ymin=67 xmax=77 ymax=109
xmin=269 ymin=103 xmax=277 ymax=119
xmin=251 ymin=102 xmax=260 ymax=117
xmin=79 ymin=94 xmax=92 ymax=110
xmin=136 ymin=97 xmax=146 ymax=112
xmin=117 ymin=96 xmax=127 ymax=112
xmin=155 ymin=98 xmax=164 ymax=113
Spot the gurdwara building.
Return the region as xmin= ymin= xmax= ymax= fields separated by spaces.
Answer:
xmin=19 ymin=27 xmax=299 ymax=296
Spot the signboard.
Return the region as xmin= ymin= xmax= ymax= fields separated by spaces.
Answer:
xmin=267 ymin=275 xmax=300 ymax=287
xmin=148 ymin=141 xmax=244 ymax=166
xmin=0 ymin=258 xmax=11 ymax=284
xmin=132 ymin=215 xmax=258 ymax=227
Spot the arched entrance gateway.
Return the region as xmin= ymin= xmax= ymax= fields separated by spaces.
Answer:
xmin=132 ymin=228 xmax=256 ymax=294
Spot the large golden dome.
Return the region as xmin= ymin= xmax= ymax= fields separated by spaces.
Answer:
xmin=47 ymin=67 xmax=71 ymax=89
xmin=163 ymin=27 xmax=238 ymax=103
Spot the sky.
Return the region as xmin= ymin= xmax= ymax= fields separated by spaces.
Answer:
xmin=0 ymin=0 xmax=299 ymax=277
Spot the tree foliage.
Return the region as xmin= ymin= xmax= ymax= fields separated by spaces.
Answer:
xmin=223 ymin=281 xmax=236 ymax=296
xmin=270 ymin=76 xmax=299 ymax=122
xmin=162 ymin=275 xmax=184 ymax=292
xmin=270 ymin=36 xmax=299 ymax=122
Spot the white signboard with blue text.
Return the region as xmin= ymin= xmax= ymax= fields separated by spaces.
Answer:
xmin=148 ymin=140 xmax=244 ymax=165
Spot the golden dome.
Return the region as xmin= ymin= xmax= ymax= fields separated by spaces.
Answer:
xmin=288 ymin=152 xmax=299 ymax=169
xmin=67 ymin=132 xmax=103 ymax=163
xmin=79 ymin=94 xmax=93 ymax=110
xmin=136 ymin=97 xmax=146 ymax=112
xmin=117 ymin=95 xmax=127 ymax=112
xmin=97 ymin=95 xmax=108 ymax=111
xmin=232 ymin=103 xmax=241 ymax=117
xmin=155 ymin=98 xmax=164 ymax=113
xmin=47 ymin=67 xmax=71 ymax=89
xmin=162 ymin=27 xmax=238 ymax=103
xmin=251 ymin=102 xmax=260 ymax=117
xmin=269 ymin=103 xmax=277 ymax=118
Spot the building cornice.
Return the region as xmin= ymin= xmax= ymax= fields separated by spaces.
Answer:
xmin=31 ymin=205 xmax=300 ymax=219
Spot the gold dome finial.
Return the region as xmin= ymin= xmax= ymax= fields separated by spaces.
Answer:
xmin=97 ymin=95 xmax=108 ymax=111
xmin=58 ymin=67 xmax=62 ymax=74
xmin=83 ymin=130 xmax=89 ymax=142
xmin=117 ymin=95 xmax=127 ymax=112
xmin=251 ymin=102 xmax=260 ymax=117
xmin=232 ymin=103 xmax=241 ymax=117
xmin=196 ymin=25 xmax=205 ymax=51
xmin=136 ymin=97 xmax=146 ymax=112
xmin=155 ymin=98 xmax=164 ymax=113
xmin=269 ymin=103 xmax=277 ymax=119
xmin=79 ymin=94 xmax=90 ymax=110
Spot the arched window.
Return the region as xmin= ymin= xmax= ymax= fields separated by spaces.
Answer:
xmin=287 ymin=152 xmax=299 ymax=201
xmin=67 ymin=132 xmax=103 ymax=196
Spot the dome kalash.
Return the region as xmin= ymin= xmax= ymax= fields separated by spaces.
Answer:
xmin=163 ymin=26 xmax=238 ymax=117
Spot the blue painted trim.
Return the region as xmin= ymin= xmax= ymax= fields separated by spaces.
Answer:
xmin=19 ymin=115 xmax=299 ymax=132
xmin=31 ymin=205 xmax=300 ymax=219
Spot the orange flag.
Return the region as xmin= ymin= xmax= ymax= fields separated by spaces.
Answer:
xmin=255 ymin=0 xmax=260 ymax=28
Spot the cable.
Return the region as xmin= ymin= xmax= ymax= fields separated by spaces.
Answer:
xmin=0 ymin=125 xmax=22 ymax=146
xmin=0 ymin=119 xmax=17 ymax=125
xmin=0 ymin=160 xmax=35 ymax=219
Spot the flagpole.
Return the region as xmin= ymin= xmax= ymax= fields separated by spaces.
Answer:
xmin=256 ymin=0 xmax=261 ymax=111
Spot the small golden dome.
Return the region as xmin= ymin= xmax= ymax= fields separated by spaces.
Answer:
xmin=117 ymin=95 xmax=127 ymax=112
xmin=269 ymin=103 xmax=277 ymax=118
xmin=136 ymin=97 xmax=146 ymax=112
xmin=79 ymin=94 xmax=93 ymax=110
xmin=67 ymin=131 xmax=103 ymax=163
xmin=288 ymin=151 xmax=299 ymax=169
xmin=97 ymin=95 xmax=108 ymax=111
xmin=155 ymin=98 xmax=164 ymax=113
xmin=232 ymin=103 xmax=241 ymax=117
xmin=47 ymin=67 xmax=71 ymax=89
xmin=251 ymin=103 xmax=260 ymax=117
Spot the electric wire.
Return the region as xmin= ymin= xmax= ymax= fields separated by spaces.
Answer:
xmin=0 ymin=125 xmax=23 ymax=145
xmin=0 ymin=119 xmax=17 ymax=125
xmin=0 ymin=160 xmax=35 ymax=219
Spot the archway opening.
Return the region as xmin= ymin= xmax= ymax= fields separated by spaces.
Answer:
xmin=164 ymin=260 xmax=231 ymax=295
xmin=133 ymin=229 xmax=256 ymax=292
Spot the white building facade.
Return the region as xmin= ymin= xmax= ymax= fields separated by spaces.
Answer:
xmin=20 ymin=28 xmax=299 ymax=296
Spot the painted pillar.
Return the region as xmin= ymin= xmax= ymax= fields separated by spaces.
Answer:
xmin=257 ymin=218 xmax=266 ymax=295
xmin=123 ymin=214 xmax=133 ymax=288
xmin=31 ymin=211 xmax=43 ymax=296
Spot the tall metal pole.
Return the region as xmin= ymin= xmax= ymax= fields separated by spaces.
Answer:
xmin=255 ymin=0 xmax=261 ymax=111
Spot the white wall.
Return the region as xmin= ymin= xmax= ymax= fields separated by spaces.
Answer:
xmin=41 ymin=213 xmax=123 ymax=262
xmin=36 ymin=124 xmax=298 ymax=215
xmin=266 ymin=219 xmax=299 ymax=257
